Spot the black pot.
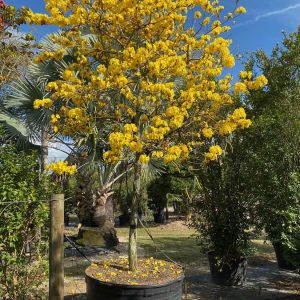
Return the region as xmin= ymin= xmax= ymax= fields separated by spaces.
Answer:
xmin=153 ymin=211 xmax=166 ymax=224
xmin=273 ymin=242 xmax=297 ymax=270
xmin=86 ymin=273 xmax=184 ymax=300
xmin=208 ymin=251 xmax=247 ymax=286
xmin=119 ymin=214 xmax=131 ymax=227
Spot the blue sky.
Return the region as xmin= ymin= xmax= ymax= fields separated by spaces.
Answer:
xmin=7 ymin=0 xmax=300 ymax=78
xmin=7 ymin=0 xmax=300 ymax=61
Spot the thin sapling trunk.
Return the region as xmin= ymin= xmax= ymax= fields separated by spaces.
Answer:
xmin=128 ymin=161 xmax=141 ymax=271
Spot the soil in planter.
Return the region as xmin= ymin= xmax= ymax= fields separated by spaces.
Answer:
xmin=86 ymin=257 xmax=183 ymax=286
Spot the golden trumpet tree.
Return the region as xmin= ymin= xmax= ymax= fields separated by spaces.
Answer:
xmin=27 ymin=0 xmax=267 ymax=271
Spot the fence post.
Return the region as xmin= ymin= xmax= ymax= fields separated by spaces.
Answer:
xmin=49 ymin=194 xmax=64 ymax=300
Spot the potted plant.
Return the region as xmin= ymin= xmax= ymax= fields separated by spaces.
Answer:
xmin=28 ymin=0 xmax=266 ymax=297
xmin=191 ymin=132 xmax=257 ymax=286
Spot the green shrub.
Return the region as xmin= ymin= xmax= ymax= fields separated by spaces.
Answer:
xmin=0 ymin=145 xmax=51 ymax=299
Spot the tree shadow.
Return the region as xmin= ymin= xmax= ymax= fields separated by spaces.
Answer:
xmin=64 ymin=294 xmax=86 ymax=300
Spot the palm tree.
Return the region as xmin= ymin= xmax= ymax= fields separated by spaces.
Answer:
xmin=75 ymin=160 xmax=129 ymax=246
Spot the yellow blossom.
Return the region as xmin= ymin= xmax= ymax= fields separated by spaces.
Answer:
xmin=139 ymin=154 xmax=150 ymax=164
xmin=33 ymin=98 xmax=53 ymax=109
xmin=46 ymin=161 xmax=77 ymax=175
xmin=194 ymin=11 xmax=202 ymax=19
xmin=234 ymin=82 xmax=247 ymax=94
xmin=204 ymin=145 xmax=223 ymax=161
xmin=235 ymin=6 xmax=247 ymax=14
xmin=202 ymin=127 xmax=213 ymax=138
xmin=27 ymin=0 xmax=266 ymax=168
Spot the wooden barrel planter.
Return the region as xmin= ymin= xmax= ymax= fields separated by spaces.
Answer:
xmin=85 ymin=258 xmax=184 ymax=300
xmin=208 ymin=251 xmax=247 ymax=286
xmin=86 ymin=274 xmax=184 ymax=300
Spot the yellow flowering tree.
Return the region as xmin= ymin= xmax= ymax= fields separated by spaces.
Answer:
xmin=27 ymin=0 xmax=267 ymax=271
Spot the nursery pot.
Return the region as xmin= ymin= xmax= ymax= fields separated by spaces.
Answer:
xmin=153 ymin=210 xmax=166 ymax=224
xmin=118 ymin=214 xmax=131 ymax=227
xmin=85 ymin=272 xmax=184 ymax=300
xmin=208 ymin=251 xmax=247 ymax=286
xmin=273 ymin=242 xmax=297 ymax=270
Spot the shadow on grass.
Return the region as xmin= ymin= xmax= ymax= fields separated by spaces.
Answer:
xmin=64 ymin=294 xmax=86 ymax=300
xmin=138 ymin=236 xmax=207 ymax=266
xmin=65 ymin=260 xmax=90 ymax=277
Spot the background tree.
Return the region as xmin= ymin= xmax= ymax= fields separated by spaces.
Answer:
xmin=148 ymin=165 xmax=194 ymax=222
xmin=243 ymin=29 xmax=300 ymax=268
xmin=0 ymin=1 xmax=35 ymax=145
xmin=27 ymin=0 xmax=267 ymax=271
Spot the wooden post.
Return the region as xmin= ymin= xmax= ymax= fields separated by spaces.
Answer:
xmin=49 ymin=194 xmax=64 ymax=300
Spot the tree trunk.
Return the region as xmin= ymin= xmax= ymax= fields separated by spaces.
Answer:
xmin=76 ymin=162 xmax=119 ymax=247
xmin=41 ymin=128 xmax=49 ymax=172
xmin=34 ymin=128 xmax=49 ymax=252
xmin=128 ymin=162 xmax=141 ymax=271
xmin=76 ymin=166 xmax=95 ymax=227
xmin=92 ymin=188 xmax=119 ymax=247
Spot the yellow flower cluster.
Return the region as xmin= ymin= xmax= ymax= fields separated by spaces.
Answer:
xmin=218 ymin=108 xmax=252 ymax=135
xmin=50 ymin=106 xmax=91 ymax=135
xmin=234 ymin=74 xmax=268 ymax=94
xmin=46 ymin=161 xmax=77 ymax=175
xmin=139 ymin=154 xmax=150 ymax=164
xmin=234 ymin=82 xmax=247 ymax=94
xmin=33 ymin=98 xmax=53 ymax=109
xmin=28 ymin=0 xmax=267 ymax=164
xmin=235 ymin=6 xmax=247 ymax=14
xmin=103 ymin=124 xmax=144 ymax=163
xmin=204 ymin=145 xmax=223 ymax=161
xmin=202 ymin=127 xmax=214 ymax=138
xmin=164 ymin=145 xmax=189 ymax=163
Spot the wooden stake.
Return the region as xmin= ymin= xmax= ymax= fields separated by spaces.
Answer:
xmin=49 ymin=194 xmax=64 ymax=300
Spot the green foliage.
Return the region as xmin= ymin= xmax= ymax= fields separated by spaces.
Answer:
xmin=0 ymin=3 xmax=33 ymax=86
xmin=0 ymin=145 xmax=52 ymax=299
xmin=147 ymin=176 xmax=171 ymax=213
xmin=243 ymin=29 xmax=300 ymax=254
xmin=191 ymin=28 xmax=300 ymax=268
xmin=191 ymin=132 xmax=258 ymax=261
xmin=147 ymin=166 xmax=194 ymax=214
xmin=116 ymin=171 xmax=148 ymax=216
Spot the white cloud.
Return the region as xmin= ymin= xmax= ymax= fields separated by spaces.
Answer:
xmin=234 ymin=3 xmax=300 ymax=29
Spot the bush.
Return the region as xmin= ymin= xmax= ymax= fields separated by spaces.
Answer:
xmin=191 ymin=131 xmax=258 ymax=263
xmin=0 ymin=145 xmax=51 ymax=299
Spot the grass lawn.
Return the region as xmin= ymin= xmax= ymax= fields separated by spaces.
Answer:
xmin=117 ymin=223 xmax=200 ymax=265
xmin=115 ymin=221 xmax=276 ymax=271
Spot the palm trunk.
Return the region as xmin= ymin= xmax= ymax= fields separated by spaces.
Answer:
xmin=76 ymin=162 xmax=119 ymax=247
xmin=41 ymin=128 xmax=49 ymax=172
xmin=34 ymin=128 xmax=49 ymax=251
xmin=128 ymin=162 xmax=141 ymax=271
xmin=76 ymin=166 xmax=95 ymax=227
